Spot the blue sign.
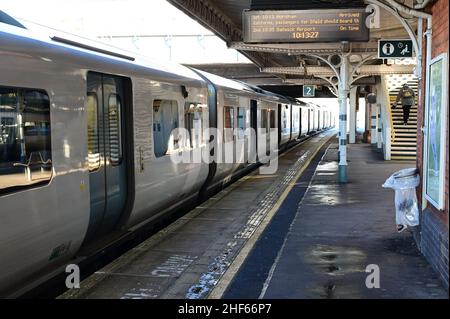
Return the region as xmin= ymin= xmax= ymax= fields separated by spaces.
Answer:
xmin=303 ymin=85 xmax=315 ymax=97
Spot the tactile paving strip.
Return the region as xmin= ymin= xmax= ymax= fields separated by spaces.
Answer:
xmin=185 ymin=133 xmax=331 ymax=299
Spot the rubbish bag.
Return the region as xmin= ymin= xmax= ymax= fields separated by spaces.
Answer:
xmin=382 ymin=168 xmax=420 ymax=229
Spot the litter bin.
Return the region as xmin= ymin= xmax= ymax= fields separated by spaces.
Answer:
xmin=382 ymin=168 xmax=420 ymax=232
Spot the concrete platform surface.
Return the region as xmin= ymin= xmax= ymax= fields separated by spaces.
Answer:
xmin=226 ymin=143 xmax=447 ymax=299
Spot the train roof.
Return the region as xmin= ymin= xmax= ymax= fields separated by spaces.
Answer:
xmin=0 ymin=11 xmax=207 ymax=86
xmin=194 ymin=69 xmax=255 ymax=93
xmin=1 ymin=11 xmax=324 ymax=108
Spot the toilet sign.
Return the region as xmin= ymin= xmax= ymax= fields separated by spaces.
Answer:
xmin=378 ymin=40 xmax=413 ymax=58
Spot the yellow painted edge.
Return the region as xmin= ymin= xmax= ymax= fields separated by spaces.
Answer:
xmin=207 ymin=136 xmax=331 ymax=299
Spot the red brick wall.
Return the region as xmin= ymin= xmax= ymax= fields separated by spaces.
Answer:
xmin=417 ymin=0 xmax=449 ymax=227
xmin=431 ymin=0 xmax=449 ymax=57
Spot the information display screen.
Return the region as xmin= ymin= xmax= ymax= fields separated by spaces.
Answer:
xmin=243 ymin=9 xmax=369 ymax=43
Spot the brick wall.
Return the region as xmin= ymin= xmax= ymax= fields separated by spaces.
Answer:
xmin=421 ymin=209 xmax=449 ymax=289
xmin=415 ymin=0 xmax=449 ymax=290
xmin=431 ymin=0 xmax=450 ymax=222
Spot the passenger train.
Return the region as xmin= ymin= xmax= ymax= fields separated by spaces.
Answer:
xmin=0 ymin=13 xmax=333 ymax=297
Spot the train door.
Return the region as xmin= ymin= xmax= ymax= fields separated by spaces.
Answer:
xmin=299 ymin=106 xmax=303 ymax=137
xmin=250 ymin=100 xmax=257 ymax=161
xmin=292 ymin=105 xmax=300 ymax=139
xmin=290 ymin=104 xmax=293 ymax=140
xmin=85 ymin=72 xmax=128 ymax=241
xmin=317 ymin=109 xmax=320 ymax=130
xmin=277 ymin=104 xmax=281 ymax=147
xmin=308 ymin=109 xmax=311 ymax=134
xmin=250 ymin=100 xmax=257 ymax=134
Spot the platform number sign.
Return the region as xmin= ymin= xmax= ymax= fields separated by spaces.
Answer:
xmin=378 ymin=40 xmax=413 ymax=58
xmin=303 ymin=85 xmax=315 ymax=97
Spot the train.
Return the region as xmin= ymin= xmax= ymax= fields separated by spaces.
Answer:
xmin=0 ymin=13 xmax=334 ymax=297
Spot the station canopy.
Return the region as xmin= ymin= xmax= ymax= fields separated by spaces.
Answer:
xmin=169 ymin=0 xmax=418 ymax=97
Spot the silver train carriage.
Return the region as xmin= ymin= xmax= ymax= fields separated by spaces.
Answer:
xmin=0 ymin=14 xmax=333 ymax=297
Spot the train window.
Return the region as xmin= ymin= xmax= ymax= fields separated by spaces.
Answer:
xmin=185 ymin=102 xmax=204 ymax=148
xmin=261 ymin=109 xmax=269 ymax=133
xmin=237 ymin=107 xmax=246 ymax=139
xmin=108 ymin=94 xmax=122 ymax=165
xmin=153 ymin=99 xmax=179 ymax=157
xmin=281 ymin=105 xmax=290 ymax=134
xmin=269 ymin=109 xmax=276 ymax=128
xmin=261 ymin=108 xmax=276 ymax=131
xmin=292 ymin=107 xmax=300 ymax=133
xmin=224 ymin=106 xmax=234 ymax=143
xmin=237 ymin=107 xmax=246 ymax=130
xmin=0 ymin=86 xmax=52 ymax=194
xmin=87 ymin=93 xmax=100 ymax=171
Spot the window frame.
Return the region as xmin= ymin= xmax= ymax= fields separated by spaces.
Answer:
xmin=184 ymin=102 xmax=205 ymax=149
xmin=0 ymin=86 xmax=53 ymax=196
xmin=152 ymin=98 xmax=180 ymax=158
xmin=224 ymin=106 xmax=235 ymax=143
xmin=237 ymin=107 xmax=247 ymax=130
xmin=423 ymin=53 xmax=448 ymax=210
xmin=86 ymin=92 xmax=100 ymax=172
xmin=108 ymin=93 xmax=123 ymax=166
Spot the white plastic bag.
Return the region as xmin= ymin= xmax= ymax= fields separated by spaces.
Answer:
xmin=382 ymin=168 xmax=420 ymax=229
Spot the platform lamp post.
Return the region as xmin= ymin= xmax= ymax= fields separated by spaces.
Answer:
xmin=338 ymin=54 xmax=350 ymax=183
xmin=309 ymin=51 xmax=378 ymax=184
xmin=310 ymin=52 xmax=351 ymax=184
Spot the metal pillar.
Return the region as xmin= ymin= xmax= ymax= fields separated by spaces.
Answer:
xmin=377 ymin=104 xmax=383 ymax=149
xmin=380 ymin=76 xmax=392 ymax=160
xmin=338 ymin=55 xmax=349 ymax=183
xmin=349 ymin=86 xmax=358 ymax=144
xmin=371 ymin=104 xmax=377 ymax=147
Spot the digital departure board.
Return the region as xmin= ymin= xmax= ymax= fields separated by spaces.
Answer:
xmin=243 ymin=9 xmax=369 ymax=43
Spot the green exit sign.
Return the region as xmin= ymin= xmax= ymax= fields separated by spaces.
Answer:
xmin=303 ymin=85 xmax=315 ymax=97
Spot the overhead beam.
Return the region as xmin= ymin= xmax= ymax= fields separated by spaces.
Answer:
xmin=186 ymin=62 xmax=377 ymax=86
xmin=263 ymin=64 xmax=414 ymax=76
xmin=284 ymin=77 xmax=376 ymax=86
xmin=230 ymin=41 xmax=379 ymax=55
xmin=263 ymin=66 xmax=335 ymax=76
xmin=358 ymin=64 xmax=415 ymax=75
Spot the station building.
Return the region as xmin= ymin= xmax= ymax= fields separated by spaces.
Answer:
xmin=0 ymin=0 xmax=448 ymax=298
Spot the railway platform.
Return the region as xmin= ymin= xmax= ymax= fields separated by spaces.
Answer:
xmin=59 ymin=133 xmax=448 ymax=299
xmin=59 ymin=130 xmax=336 ymax=299
xmin=222 ymin=143 xmax=448 ymax=299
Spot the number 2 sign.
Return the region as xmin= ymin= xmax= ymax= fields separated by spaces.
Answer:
xmin=303 ymin=85 xmax=315 ymax=97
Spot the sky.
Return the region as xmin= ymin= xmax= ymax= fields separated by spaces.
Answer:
xmin=1 ymin=0 xmax=250 ymax=64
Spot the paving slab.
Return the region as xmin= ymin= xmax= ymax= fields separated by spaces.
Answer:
xmin=245 ymin=143 xmax=448 ymax=299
